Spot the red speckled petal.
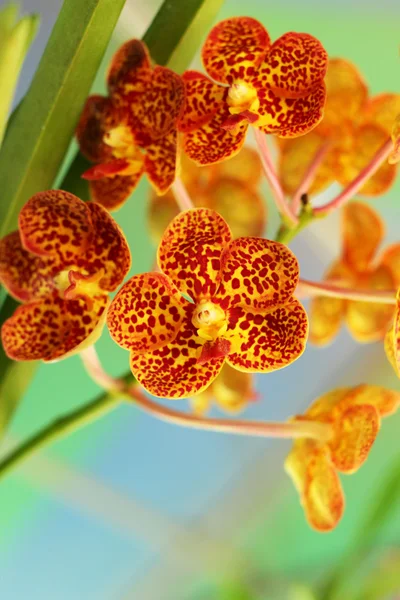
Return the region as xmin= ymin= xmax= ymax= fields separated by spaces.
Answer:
xmin=341 ymin=384 xmax=400 ymax=418
xmin=329 ymin=404 xmax=380 ymax=473
xmin=183 ymin=103 xmax=248 ymax=165
xmin=0 ymin=232 xmax=59 ymax=302
xmin=1 ymin=292 xmax=108 ymax=361
xmin=285 ymin=441 xmax=344 ymax=532
xmin=178 ymin=71 xmax=225 ymax=132
xmin=107 ymin=39 xmax=151 ymax=97
xmin=134 ymin=66 xmax=184 ymax=139
xmin=342 ymin=201 xmax=384 ymax=272
xmin=226 ymin=299 xmax=308 ymax=373
xmin=129 ymin=308 xmax=225 ymax=399
xmin=19 ymin=191 xmax=93 ymax=261
xmin=255 ymin=82 xmax=326 ymax=137
xmin=75 ymin=203 xmax=131 ymax=291
xmin=89 ymin=171 xmax=144 ymax=211
xmin=202 ymin=17 xmax=270 ymax=85
xmin=107 ymin=272 xmax=186 ymax=353
xmin=218 ymin=237 xmax=299 ymax=310
xmin=145 ymin=130 xmax=178 ymax=194
xmin=257 ymin=32 xmax=327 ymax=98
xmin=76 ymin=95 xmax=120 ymax=163
xmin=158 ymin=208 xmax=232 ymax=300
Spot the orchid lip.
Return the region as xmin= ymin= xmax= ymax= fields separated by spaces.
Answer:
xmin=191 ymin=299 xmax=228 ymax=341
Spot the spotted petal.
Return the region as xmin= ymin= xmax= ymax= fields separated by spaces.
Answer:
xmin=202 ymin=17 xmax=270 ymax=85
xmin=76 ymin=95 xmax=120 ymax=163
xmin=178 ymin=71 xmax=225 ymax=133
xmin=329 ymin=404 xmax=380 ymax=473
xmin=18 ymin=191 xmax=93 ymax=261
xmin=341 ymin=384 xmax=400 ymax=418
xmin=0 ymin=232 xmax=58 ymax=302
xmin=75 ymin=203 xmax=131 ymax=291
xmin=158 ymin=208 xmax=232 ymax=300
xmin=226 ymin=299 xmax=308 ymax=373
xmin=285 ymin=441 xmax=344 ymax=532
xmin=384 ymin=290 xmax=400 ymax=378
xmin=261 ymin=32 xmax=328 ymax=97
xmin=345 ymin=265 xmax=394 ymax=342
xmin=107 ymin=39 xmax=151 ymax=97
xmin=218 ymin=237 xmax=299 ymax=310
xmin=145 ymin=130 xmax=179 ymax=194
xmin=342 ymin=201 xmax=384 ymax=273
xmin=89 ymin=172 xmax=144 ymax=211
xmin=183 ymin=102 xmax=248 ymax=165
xmin=255 ymin=83 xmax=326 ymax=138
xmin=1 ymin=292 xmax=108 ymax=362
xmin=129 ymin=308 xmax=225 ymax=399
xmin=107 ymin=272 xmax=186 ymax=353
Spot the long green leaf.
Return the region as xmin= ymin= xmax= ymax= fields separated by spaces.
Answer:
xmin=0 ymin=0 xmax=224 ymax=436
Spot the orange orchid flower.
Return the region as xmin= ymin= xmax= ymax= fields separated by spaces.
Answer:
xmin=107 ymin=208 xmax=308 ymax=399
xmin=279 ymin=58 xmax=400 ymax=197
xmin=385 ymin=290 xmax=400 ymax=378
xmin=0 ymin=191 xmax=130 ymax=361
xmin=190 ymin=363 xmax=257 ymax=415
xmin=178 ymin=17 xmax=328 ymax=165
xmin=389 ymin=114 xmax=400 ymax=164
xmin=310 ymin=201 xmax=400 ymax=345
xmin=76 ymin=39 xmax=185 ymax=211
xmin=148 ymin=147 xmax=267 ymax=242
xmin=285 ymin=385 xmax=400 ymax=531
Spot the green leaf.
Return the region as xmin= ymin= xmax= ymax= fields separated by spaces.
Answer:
xmin=0 ymin=0 xmax=224 ymax=437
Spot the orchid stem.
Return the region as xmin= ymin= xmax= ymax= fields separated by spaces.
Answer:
xmin=292 ymin=142 xmax=330 ymax=214
xmin=314 ymin=138 xmax=393 ymax=216
xmin=171 ymin=177 xmax=194 ymax=211
xmin=298 ymin=279 xmax=397 ymax=304
xmin=253 ymin=128 xmax=298 ymax=226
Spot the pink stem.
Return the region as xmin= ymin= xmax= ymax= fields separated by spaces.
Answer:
xmin=80 ymin=347 xmax=331 ymax=442
xmin=314 ymin=138 xmax=393 ymax=216
xmin=292 ymin=142 xmax=330 ymax=214
xmin=171 ymin=178 xmax=194 ymax=211
xmin=297 ymin=279 xmax=397 ymax=304
xmin=254 ymin=128 xmax=298 ymax=226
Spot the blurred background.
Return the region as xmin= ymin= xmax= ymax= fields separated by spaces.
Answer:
xmin=1 ymin=0 xmax=400 ymax=598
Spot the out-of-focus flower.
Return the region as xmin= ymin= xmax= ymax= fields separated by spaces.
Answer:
xmin=0 ymin=191 xmax=130 ymax=361
xmin=279 ymin=59 xmax=400 ymax=197
xmin=107 ymin=208 xmax=308 ymax=399
xmin=389 ymin=114 xmax=400 ymax=164
xmin=385 ymin=289 xmax=400 ymax=378
xmin=76 ymin=39 xmax=184 ymax=210
xmin=190 ymin=363 xmax=257 ymax=415
xmin=148 ymin=147 xmax=266 ymax=243
xmin=310 ymin=201 xmax=400 ymax=345
xmin=178 ymin=16 xmax=328 ymax=165
xmin=285 ymin=385 xmax=400 ymax=531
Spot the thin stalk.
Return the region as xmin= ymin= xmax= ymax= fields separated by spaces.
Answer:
xmin=171 ymin=177 xmax=194 ymax=211
xmin=292 ymin=142 xmax=330 ymax=214
xmin=298 ymin=279 xmax=397 ymax=305
xmin=253 ymin=128 xmax=298 ymax=226
xmin=314 ymin=138 xmax=392 ymax=216
xmin=128 ymin=385 xmax=332 ymax=441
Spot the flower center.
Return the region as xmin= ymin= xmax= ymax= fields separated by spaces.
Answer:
xmin=192 ymin=300 xmax=228 ymax=341
xmin=103 ymin=125 xmax=141 ymax=161
xmin=54 ymin=269 xmax=104 ymax=309
xmin=227 ymin=81 xmax=259 ymax=115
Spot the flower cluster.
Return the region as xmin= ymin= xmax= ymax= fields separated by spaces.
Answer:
xmin=286 ymin=385 xmax=400 ymax=531
xmin=310 ymin=201 xmax=400 ymax=345
xmin=178 ymin=16 xmax=328 ymax=165
xmin=0 ymin=191 xmax=130 ymax=360
xmin=76 ymin=39 xmax=184 ymax=210
xmin=107 ymin=208 xmax=308 ymax=398
xmin=148 ymin=146 xmax=266 ymax=243
xmin=278 ymin=58 xmax=400 ymax=197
